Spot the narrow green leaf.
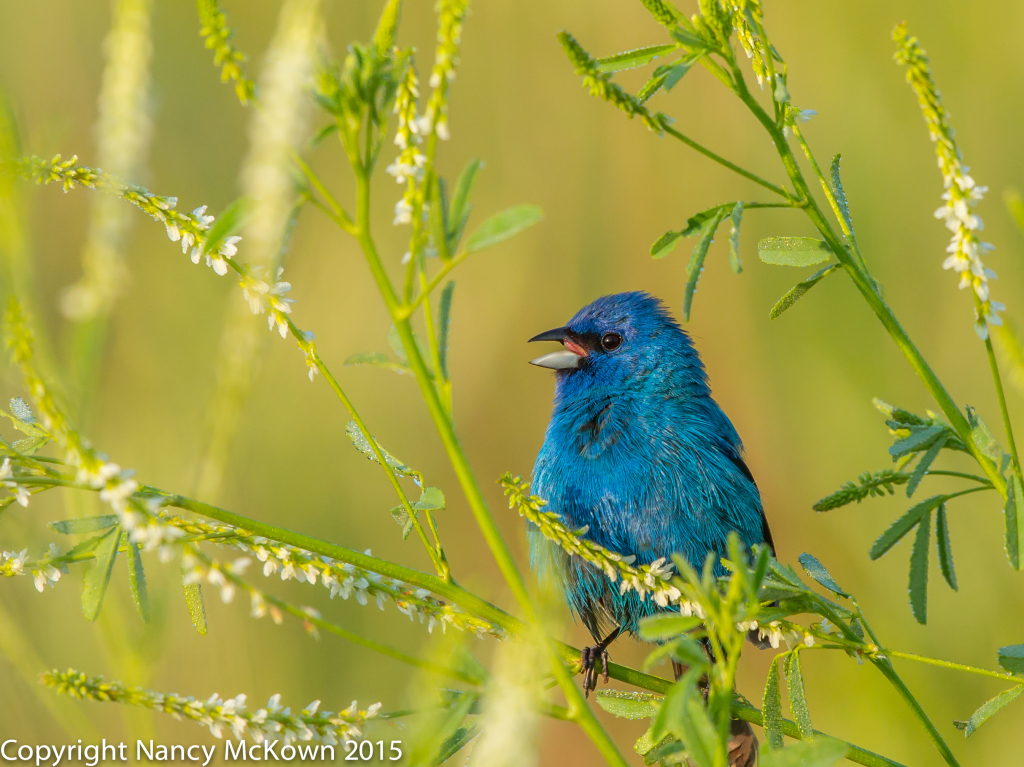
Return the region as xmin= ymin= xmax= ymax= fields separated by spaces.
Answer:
xmin=906 ymin=433 xmax=947 ymax=497
xmin=997 ymin=645 xmax=1024 ymax=675
xmin=783 ymin=652 xmax=813 ymax=738
xmin=762 ymin=658 xmax=785 ymax=749
xmin=202 ymin=196 xmax=254 ymax=256
xmin=65 ymin=533 xmax=111 ymax=559
xmin=49 ymin=515 xmax=119 ymax=535
xmin=869 ymin=495 xmax=945 ymax=560
xmin=967 ymin=407 xmax=1002 ymax=462
xmin=372 ymin=0 xmax=402 ymax=53
xmin=935 ymin=504 xmax=957 ymax=591
xmin=651 ymin=667 xmax=700 ymax=742
xmin=183 ymin=577 xmax=207 ymax=635
xmin=633 ymin=727 xmax=658 ymax=757
xmin=12 ymin=434 xmax=48 ymax=455
xmin=652 ymin=56 xmax=695 ymax=91
xmin=1005 ymin=470 xmax=1024 ymax=570
xmin=757 ymin=237 xmax=831 ymax=267
xmin=595 ymin=44 xmax=678 ymax=72
xmin=595 ymin=690 xmax=662 ymax=719
xmin=345 ymin=421 xmax=419 ymax=478
xmin=889 ymin=423 xmax=946 ymax=459
xmin=677 ymin=692 xmax=718 ymax=767
xmin=429 ymin=174 xmax=451 ymax=261
xmin=683 ymin=207 xmax=729 ymax=321
xmin=760 ymin=738 xmax=849 ymax=767
xmin=669 ymin=28 xmax=709 ymax=49
xmin=127 ymin=538 xmax=150 ymax=623
xmin=9 ymin=397 xmax=37 ymax=424
xmin=829 ymin=154 xmax=855 ymax=238
xmin=343 ymin=352 xmax=412 ymax=376
xmin=465 ymin=204 xmax=543 ymax=253
xmin=437 ymin=281 xmax=455 ymax=380
xmin=728 ymin=201 xmax=744 ymax=274
xmin=447 ymin=159 xmax=482 ymax=252
xmin=81 ymin=526 xmax=121 ymax=621
xmin=309 ymin=122 xmax=338 ymax=147
xmin=798 ymin=552 xmax=848 ymax=598
xmin=642 ymin=635 xmax=708 ymax=672
xmin=954 ymin=685 xmax=1024 ymax=737
xmin=650 ymin=230 xmax=682 ymax=259
xmin=638 ymin=613 xmax=702 ymax=641
xmin=769 ymin=263 xmax=840 ymax=319
xmin=909 ymin=512 xmax=931 ymax=624
xmin=637 ymin=73 xmax=667 ymax=105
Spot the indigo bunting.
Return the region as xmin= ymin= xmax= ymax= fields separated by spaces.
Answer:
xmin=528 ymin=291 xmax=771 ymax=765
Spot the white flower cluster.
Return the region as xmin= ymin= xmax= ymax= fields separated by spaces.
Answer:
xmin=0 ymin=457 xmax=31 ymax=507
xmin=750 ymin=620 xmax=815 ymax=650
xmin=239 ymin=265 xmax=296 ymax=339
xmin=424 ymin=0 xmax=468 ymax=140
xmin=164 ymin=515 xmax=505 ymax=639
xmin=501 ymin=474 xmax=683 ymax=609
xmin=386 ymin=58 xmax=427 ymax=194
xmin=895 ymin=24 xmax=1003 ymax=339
xmin=43 ymin=670 xmax=380 ymax=746
xmin=0 ymin=545 xmax=64 ymax=592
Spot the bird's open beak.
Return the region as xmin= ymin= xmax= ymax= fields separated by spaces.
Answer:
xmin=528 ymin=326 xmax=583 ymax=370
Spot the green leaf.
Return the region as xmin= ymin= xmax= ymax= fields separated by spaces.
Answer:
xmin=653 ymin=56 xmax=696 ymax=91
xmin=183 ymin=576 xmax=207 ymax=635
xmin=414 ymin=486 xmax=445 ymax=511
xmin=389 ymin=505 xmax=413 ymax=539
xmin=683 ymin=207 xmax=729 ymax=321
xmin=1005 ymin=470 xmax=1024 ymax=570
xmin=65 ymin=532 xmax=114 ymax=559
xmin=81 ymin=526 xmax=121 ymax=621
xmin=757 ymin=237 xmax=832 ymax=267
xmin=813 ymin=469 xmax=909 ymax=512
xmin=429 ymin=175 xmax=451 ymax=261
xmin=127 ymin=538 xmax=150 ymax=623
xmin=869 ymin=495 xmax=945 ymax=560
xmin=12 ymin=435 xmax=48 ymax=455
xmin=798 ymin=552 xmax=848 ymax=598
xmin=643 ymin=635 xmax=708 ymax=672
xmin=909 ymin=511 xmax=931 ymax=624
xmin=371 ymin=0 xmax=402 ymax=53
xmin=652 ymin=669 xmax=716 ymax=767
xmin=651 ymin=204 xmax=735 ymax=260
xmin=49 ymin=515 xmax=119 ymax=535
xmin=345 ymin=421 xmax=419 ymax=478
xmin=669 ymin=28 xmax=709 ymax=49
xmin=9 ymin=397 xmax=36 ymax=424
xmin=437 ymin=281 xmax=455 ymax=380
xmin=728 ymin=201 xmax=744 ymax=274
xmin=769 ymin=263 xmax=841 ymax=319
xmin=3 ymin=397 xmax=47 ymax=439
xmin=637 ymin=73 xmax=667 ymax=105
xmin=760 ymin=738 xmax=849 ymax=767
xmin=889 ymin=423 xmax=947 ymax=459
xmin=596 ymin=44 xmax=679 ymax=72
xmin=343 ymin=352 xmax=412 ymax=376
xmin=202 ymin=196 xmax=254 ymax=256
xmin=829 ymin=154 xmax=855 ymax=238
xmin=935 ymin=503 xmax=957 ymax=591
xmin=906 ymin=433 xmax=947 ymax=497
xmin=309 ymin=122 xmax=338 ymax=147
xmin=447 ymin=159 xmax=482 ymax=252
xmin=967 ymin=408 xmax=1002 ymax=462
xmin=638 ymin=613 xmax=702 ymax=641
xmin=465 ymin=204 xmax=543 ymax=253
xmin=997 ymin=645 xmax=1024 ymax=675
xmin=634 ymin=727 xmax=658 ymax=757
xmin=650 ymin=230 xmax=683 ymax=259
xmin=595 ymin=690 xmax=662 ymax=719
xmin=954 ymin=685 xmax=1024 ymax=737
xmin=762 ymin=658 xmax=785 ymax=749
xmin=783 ymin=653 xmax=813 ymax=738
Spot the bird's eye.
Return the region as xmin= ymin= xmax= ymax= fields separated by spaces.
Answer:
xmin=601 ymin=332 xmax=623 ymax=352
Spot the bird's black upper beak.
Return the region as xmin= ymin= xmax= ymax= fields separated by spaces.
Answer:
xmin=528 ymin=326 xmax=582 ymax=370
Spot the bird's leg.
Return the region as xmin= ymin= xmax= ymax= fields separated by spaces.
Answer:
xmin=579 ymin=625 xmax=621 ymax=696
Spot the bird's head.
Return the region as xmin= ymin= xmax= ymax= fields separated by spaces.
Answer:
xmin=528 ymin=291 xmax=707 ymax=394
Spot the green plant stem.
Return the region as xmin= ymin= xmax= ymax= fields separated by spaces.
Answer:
xmin=398 ymin=250 xmax=468 ymax=320
xmin=660 ymin=122 xmax=795 ymax=201
xmin=883 ymin=649 xmax=1021 ymax=684
xmin=350 ymin=170 xmax=629 ymax=767
xmin=303 ymin=341 xmax=449 ymax=574
xmin=983 ymin=326 xmax=1020 ymax=470
xmin=725 ymin=54 xmax=1006 ymax=499
xmin=291 ymin=151 xmax=355 ymax=234
xmin=925 ymin=469 xmax=992 ymax=485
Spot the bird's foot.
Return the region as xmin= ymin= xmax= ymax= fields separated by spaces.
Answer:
xmin=579 ymin=644 xmax=610 ymax=696
xmin=727 ymin=719 xmax=758 ymax=767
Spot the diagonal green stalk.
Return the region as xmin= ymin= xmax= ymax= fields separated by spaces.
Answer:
xmin=977 ymin=296 xmax=1020 ymax=470
xmin=724 ymin=53 xmax=1005 ymax=499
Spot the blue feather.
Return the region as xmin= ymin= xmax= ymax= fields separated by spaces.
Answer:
xmin=529 ymin=292 xmax=772 ymax=638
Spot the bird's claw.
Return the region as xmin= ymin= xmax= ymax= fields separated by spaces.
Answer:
xmin=579 ymin=644 xmax=610 ymax=696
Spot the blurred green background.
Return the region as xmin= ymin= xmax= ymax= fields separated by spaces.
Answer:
xmin=1 ymin=1 xmax=1023 ymax=764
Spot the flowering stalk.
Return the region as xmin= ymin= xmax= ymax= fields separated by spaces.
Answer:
xmin=197 ymin=0 xmax=256 ymax=104
xmin=43 ymin=670 xmax=379 ymax=745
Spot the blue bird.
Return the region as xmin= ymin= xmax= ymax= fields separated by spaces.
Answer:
xmin=528 ymin=292 xmax=772 ymax=762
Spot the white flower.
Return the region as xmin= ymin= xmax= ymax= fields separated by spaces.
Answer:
xmin=218 ymin=236 xmax=241 ymax=258
xmin=393 ymin=199 xmax=413 ymax=226
xmin=193 ymin=205 xmax=215 ymax=228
